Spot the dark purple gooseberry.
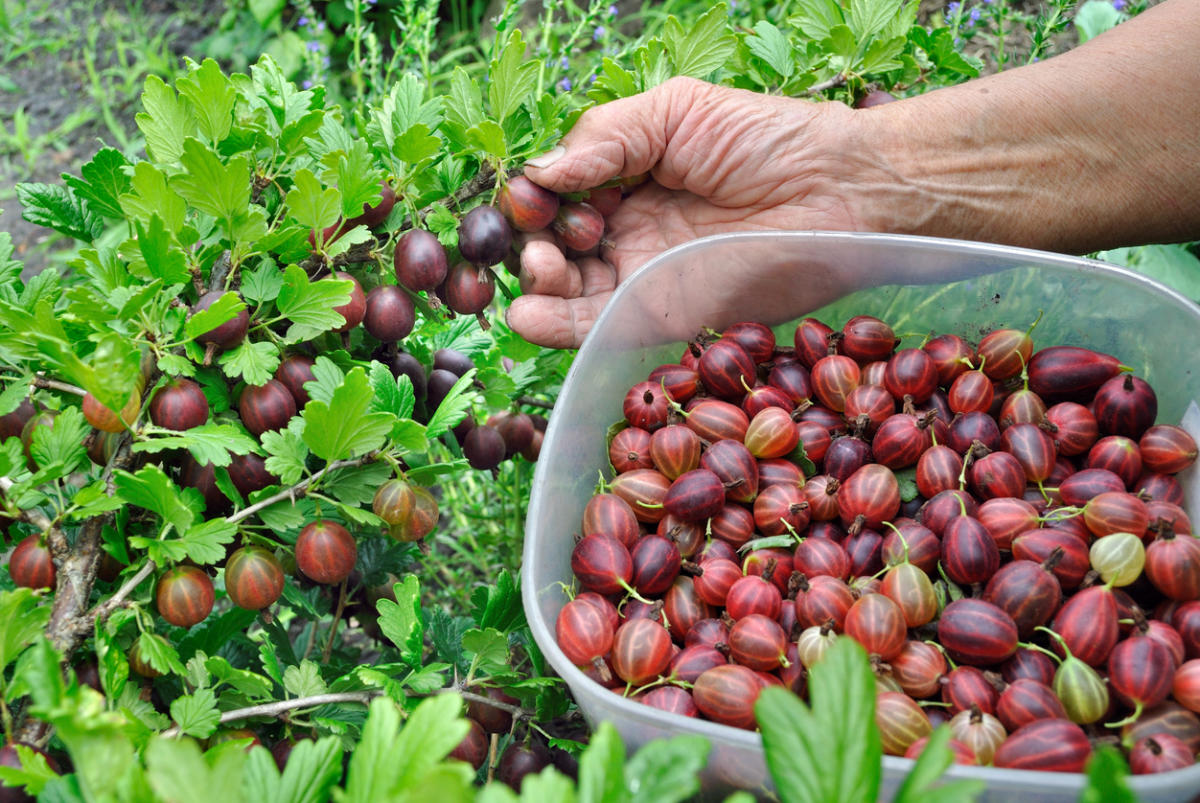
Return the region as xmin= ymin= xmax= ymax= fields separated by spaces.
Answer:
xmin=464 ymin=425 xmax=506 ymax=470
xmin=331 ymin=272 xmax=366 ymax=332
xmin=442 ymin=262 xmax=495 ymax=315
xmin=191 ymin=290 xmax=249 ymax=349
xmin=458 ymin=205 xmax=513 ymax=266
xmin=497 ymin=175 xmax=560 ymax=232
xmin=425 ymin=368 xmax=460 ymax=412
xmin=824 ymin=434 xmax=872 ymax=481
xmin=947 ymin=411 xmax=1001 ymax=455
xmin=275 ymin=354 xmax=317 ymax=408
xmin=240 ymin=379 xmax=298 ymax=437
xmin=394 ymin=228 xmax=449 ymax=291
xmin=553 ymin=202 xmax=606 ymax=252
xmin=385 ymin=351 xmax=427 ymax=402
xmin=149 ymin=378 xmax=209 ymax=431
xmin=363 ymin=285 xmax=416 ymax=343
xmin=433 ymin=348 xmax=475 ymax=377
xmin=228 ymin=452 xmax=277 ymax=497
xmin=1093 ymin=373 xmax=1158 ymax=439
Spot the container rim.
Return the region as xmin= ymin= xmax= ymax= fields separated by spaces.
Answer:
xmin=522 ymin=230 xmax=1200 ymax=795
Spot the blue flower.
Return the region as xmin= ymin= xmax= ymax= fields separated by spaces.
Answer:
xmin=968 ymin=7 xmax=981 ymax=23
xmin=322 ymin=56 xmax=330 ymax=68
xmin=307 ymin=40 xmax=322 ymax=52
xmin=560 ymin=55 xmax=569 ymax=69
xmin=302 ymin=79 xmax=314 ymax=89
xmin=607 ymin=3 xmax=618 ymax=16
xmin=558 ymin=77 xmax=572 ymax=92
xmin=298 ymin=15 xmax=309 ymax=26
xmin=315 ymin=20 xmax=325 ymax=32
xmin=1112 ymin=0 xmax=1126 ymax=9
xmin=593 ymin=25 xmax=605 ymax=40
xmin=947 ymin=1 xmax=960 ymax=12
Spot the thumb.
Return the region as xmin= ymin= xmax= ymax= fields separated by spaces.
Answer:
xmin=523 ymin=76 xmax=706 ymax=193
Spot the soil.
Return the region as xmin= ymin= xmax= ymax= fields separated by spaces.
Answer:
xmin=0 ymin=0 xmax=224 ymax=272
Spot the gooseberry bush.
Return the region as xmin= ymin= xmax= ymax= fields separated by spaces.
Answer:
xmin=0 ymin=0 xmax=1146 ymax=799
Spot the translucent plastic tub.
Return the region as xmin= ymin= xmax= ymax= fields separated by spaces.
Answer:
xmin=522 ymin=231 xmax=1200 ymax=801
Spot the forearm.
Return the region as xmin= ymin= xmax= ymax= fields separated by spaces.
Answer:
xmin=851 ymin=0 xmax=1200 ymax=253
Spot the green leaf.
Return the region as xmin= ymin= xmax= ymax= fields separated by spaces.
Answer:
xmin=848 ymin=0 xmax=902 ymax=39
xmin=824 ymin=24 xmax=858 ymax=60
xmin=62 ymin=147 xmax=132 ymax=219
xmin=283 ymin=660 xmax=328 ymax=698
xmin=170 ymin=687 xmax=221 ymax=738
xmin=276 ymin=265 xmax=352 ymax=342
xmin=301 ymin=366 xmax=394 ymax=461
xmin=625 ymin=734 xmax=708 ymax=803
xmin=30 ymin=406 xmax=89 ymax=475
xmin=424 ymin=204 xmax=459 ymax=248
xmin=262 ymin=427 xmax=309 ymax=485
xmin=241 ymin=261 xmax=286 ymax=304
xmin=466 ymin=121 xmax=507 ymax=161
xmin=322 ymin=459 xmax=392 ymax=506
xmin=518 ymin=769 xmax=576 ymax=803
xmin=135 ymin=633 xmax=188 ymax=678
xmin=177 ymin=58 xmax=236 ymax=144
xmin=264 ymin=737 xmax=344 ymax=803
xmin=393 ymin=123 xmax=442 ymax=165
xmin=185 ymin=291 xmax=245 ymax=340
xmin=470 ymin=570 xmax=523 ymax=632
xmin=0 ymin=589 xmax=51 ymax=673
xmin=377 ymin=575 xmax=423 ymax=669
xmin=663 ymin=5 xmax=736 ymax=79
xmin=338 ymin=697 xmax=401 ymax=803
xmin=586 ymin=58 xmax=640 ymax=103
xmin=121 ymin=162 xmax=187 ymax=233
xmin=390 ymin=694 xmax=470 ymax=793
xmin=330 ymin=140 xmax=385 ymax=220
xmin=756 ymin=638 xmax=880 ymax=803
xmin=204 ymin=655 xmax=273 ymax=700
xmin=136 ymin=215 xmax=190 ymax=284
xmin=113 ymin=464 xmax=196 ymax=535
xmin=369 ymin=360 xmax=416 ymax=419
xmin=860 ymin=36 xmax=906 ymax=75
xmin=746 ymin=22 xmax=795 ymax=79
xmin=137 ymin=74 xmax=195 ymax=164
xmin=443 ymin=68 xmax=485 ymax=138
xmin=286 ymin=168 xmax=342 ymax=234
xmin=218 ymin=341 xmax=281 ymax=386
xmin=134 ymin=422 xmax=257 ymax=468
xmin=145 ymin=737 xmax=246 ymax=803
xmin=173 ymin=139 xmax=252 ymax=223
xmin=789 ymin=0 xmax=845 ymax=40
xmin=181 ymin=517 xmax=237 ymax=565
xmin=1081 ymin=745 xmax=1136 ymax=803
xmin=425 ymin=369 xmax=476 ymax=439
xmin=892 ymin=726 xmax=984 ymax=803
xmin=16 ymin=182 xmax=104 ymax=243
xmin=1096 ymin=244 xmax=1200 ymax=302
xmin=577 ymin=722 xmax=625 ymax=803
xmin=488 ymin=29 xmax=539 ymax=121
xmin=462 ymin=628 xmax=510 ymax=676
xmin=1075 ymin=0 xmax=1124 ymax=43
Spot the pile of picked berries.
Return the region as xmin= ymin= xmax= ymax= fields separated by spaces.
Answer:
xmin=556 ymin=314 xmax=1200 ymax=775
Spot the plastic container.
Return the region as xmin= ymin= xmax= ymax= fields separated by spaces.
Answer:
xmin=522 ymin=231 xmax=1200 ymax=801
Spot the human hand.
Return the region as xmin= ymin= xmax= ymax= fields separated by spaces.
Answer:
xmin=505 ymin=76 xmax=874 ymax=349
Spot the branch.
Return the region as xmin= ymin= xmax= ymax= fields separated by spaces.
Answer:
xmin=804 ymin=73 xmax=847 ymax=96
xmin=227 ymin=455 xmax=376 ymax=525
xmin=83 ymin=559 xmax=157 ymax=630
xmin=156 ymin=685 xmax=534 ymax=738
xmin=516 ymin=396 xmax=555 ymax=411
xmin=160 ymin=692 xmax=380 ymax=737
xmin=0 ymin=476 xmax=55 ymax=532
xmin=31 ymin=375 xmax=85 ymax=397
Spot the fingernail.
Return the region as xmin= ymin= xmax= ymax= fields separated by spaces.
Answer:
xmin=526 ymin=145 xmax=565 ymax=169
